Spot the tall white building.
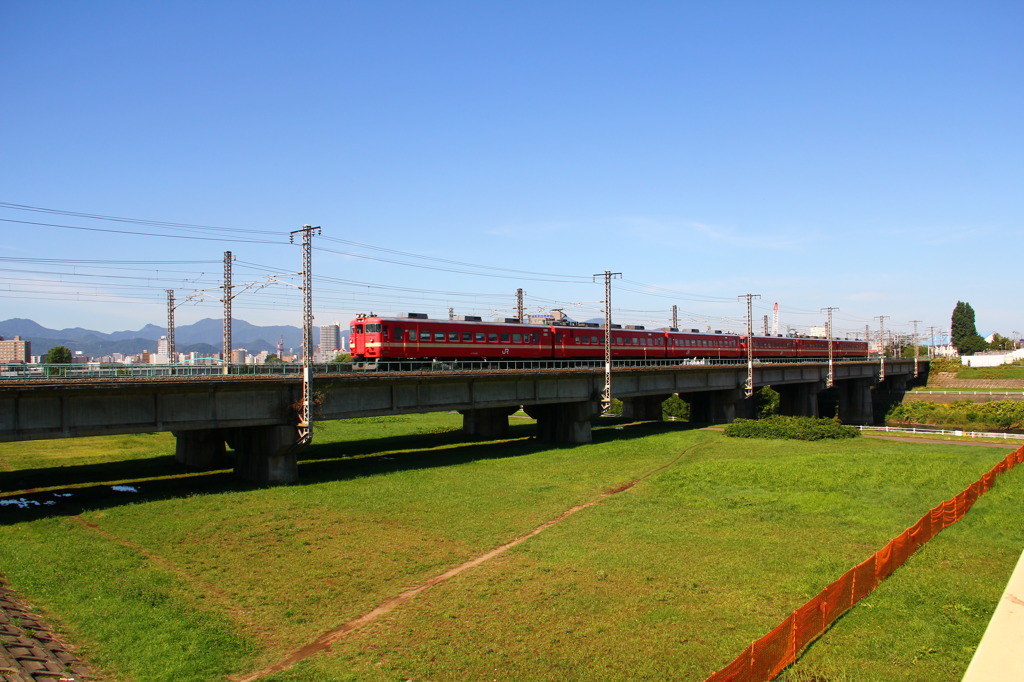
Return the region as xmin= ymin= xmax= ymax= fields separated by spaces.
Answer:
xmin=319 ymin=322 xmax=342 ymax=360
xmin=152 ymin=335 xmax=170 ymax=364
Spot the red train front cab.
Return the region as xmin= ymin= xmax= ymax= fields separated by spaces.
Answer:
xmin=349 ymin=315 xmax=384 ymax=361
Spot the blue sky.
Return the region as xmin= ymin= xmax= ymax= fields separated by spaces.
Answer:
xmin=2 ymin=1 xmax=1021 ymax=343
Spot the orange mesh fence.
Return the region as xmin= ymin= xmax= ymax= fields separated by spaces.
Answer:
xmin=707 ymin=645 xmax=753 ymax=682
xmin=750 ymin=615 xmax=794 ymax=680
xmin=851 ymin=555 xmax=876 ymax=604
xmin=821 ymin=568 xmax=854 ymax=628
xmin=705 ymin=444 xmax=1024 ymax=682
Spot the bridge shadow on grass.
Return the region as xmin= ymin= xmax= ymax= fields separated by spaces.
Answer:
xmin=0 ymin=419 xmax=698 ymax=525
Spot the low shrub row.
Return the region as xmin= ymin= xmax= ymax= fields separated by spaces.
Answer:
xmin=887 ymin=399 xmax=1024 ymax=431
xmin=723 ymin=415 xmax=859 ymax=440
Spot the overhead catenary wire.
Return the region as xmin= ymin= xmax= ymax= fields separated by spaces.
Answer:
xmin=1 ymin=200 xmax=925 ymax=333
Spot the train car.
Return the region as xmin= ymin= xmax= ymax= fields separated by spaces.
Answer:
xmin=790 ymin=336 xmax=870 ymax=359
xmin=665 ymin=328 xmax=744 ymax=361
xmin=834 ymin=338 xmax=869 ymax=358
xmin=349 ymin=313 xmax=870 ymax=367
xmin=349 ymin=313 xmax=552 ymax=365
xmin=745 ymin=335 xmax=800 ymax=359
xmin=794 ymin=337 xmax=831 ymax=359
xmin=551 ymin=324 xmax=668 ymax=360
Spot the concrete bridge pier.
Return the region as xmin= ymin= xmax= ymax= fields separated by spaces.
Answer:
xmin=173 ymin=429 xmax=229 ymax=469
xmin=684 ymin=389 xmax=753 ymax=424
xmin=225 ymin=425 xmax=301 ymax=484
xmin=832 ymin=378 xmax=875 ymax=425
xmin=524 ymin=400 xmax=602 ymax=443
xmin=620 ymin=395 xmax=669 ymax=421
xmin=461 ymin=406 xmax=520 ymax=439
xmin=776 ymin=382 xmax=823 ymax=418
xmin=872 ymin=375 xmax=909 ymax=424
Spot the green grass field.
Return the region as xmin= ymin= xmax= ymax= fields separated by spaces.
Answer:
xmin=1 ymin=414 xmax=1021 ymax=681
xmin=955 ymin=364 xmax=1024 ymax=380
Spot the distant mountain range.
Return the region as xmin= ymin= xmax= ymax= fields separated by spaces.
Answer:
xmin=0 ymin=318 xmax=329 ymax=357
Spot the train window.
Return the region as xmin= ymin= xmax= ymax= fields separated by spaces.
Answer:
xmin=394 ymin=328 xmax=403 ymax=341
xmin=449 ymin=332 xmax=458 ymax=342
xmin=531 ymin=332 xmax=539 ymax=343
xmin=488 ymin=333 xmax=498 ymax=342
xmin=420 ymin=331 xmax=430 ymax=341
xmin=556 ymin=333 xmax=563 ymax=343
xmin=500 ymin=333 xmax=510 ymax=343
xmin=366 ymin=323 xmax=382 ymax=333
xmin=435 ymin=332 xmax=445 ymax=342
xmin=462 ymin=332 xmax=472 ymax=342
xmin=475 ymin=332 xmax=485 ymax=342
xmin=591 ymin=336 xmax=599 ymax=345
xmin=352 ymin=324 xmax=363 ymax=334
xmin=581 ymin=336 xmax=589 ymax=344
xmin=512 ymin=334 xmax=522 ymax=343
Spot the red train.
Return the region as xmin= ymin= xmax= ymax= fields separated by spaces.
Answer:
xmin=348 ymin=313 xmax=868 ymax=367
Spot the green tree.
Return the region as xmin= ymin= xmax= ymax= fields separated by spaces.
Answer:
xmin=44 ymin=345 xmax=72 ymax=364
xmin=951 ymin=301 xmax=988 ymax=354
xmin=661 ymin=394 xmax=689 ymax=421
xmin=989 ymin=333 xmax=1014 ymax=351
xmin=755 ymin=386 xmax=780 ymax=419
xmin=264 ymin=353 xmax=284 ymax=364
xmin=330 ymin=352 xmax=352 ymax=363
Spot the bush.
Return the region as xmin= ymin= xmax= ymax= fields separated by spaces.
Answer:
xmin=929 ymin=357 xmax=962 ymax=374
xmin=661 ymin=394 xmax=689 ymax=421
xmin=755 ymin=386 xmax=780 ymax=419
xmin=887 ymin=400 xmax=1024 ymax=432
xmin=723 ymin=416 xmax=860 ymax=441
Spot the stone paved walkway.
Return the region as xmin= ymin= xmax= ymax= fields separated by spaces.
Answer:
xmin=0 ymin=580 xmax=94 ymax=682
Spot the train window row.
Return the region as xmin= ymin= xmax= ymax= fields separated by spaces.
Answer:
xmin=670 ymin=338 xmax=738 ymax=348
xmin=386 ymin=328 xmax=541 ymax=344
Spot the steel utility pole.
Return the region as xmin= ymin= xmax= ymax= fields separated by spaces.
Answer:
xmin=517 ymin=288 xmax=525 ymax=323
xmin=291 ymin=225 xmax=321 ymax=447
xmin=910 ymin=320 xmax=922 ymax=377
xmin=222 ymin=251 xmax=233 ymax=370
xmin=594 ymin=270 xmax=622 ymax=413
xmin=166 ymin=289 xmax=176 ymax=367
xmin=927 ymin=326 xmax=938 ymax=357
xmin=672 ymin=305 xmax=678 ymax=330
xmin=739 ymin=293 xmax=761 ymax=398
xmin=821 ymin=306 xmax=839 ymax=388
xmin=877 ymin=315 xmax=890 ymax=381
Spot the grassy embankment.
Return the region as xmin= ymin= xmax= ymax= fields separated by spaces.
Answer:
xmin=954 ymin=363 xmax=1024 ymax=380
xmin=0 ymin=414 xmax=1021 ymax=681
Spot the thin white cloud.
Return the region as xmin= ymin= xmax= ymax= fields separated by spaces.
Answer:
xmin=609 ymin=216 xmax=819 ymax=251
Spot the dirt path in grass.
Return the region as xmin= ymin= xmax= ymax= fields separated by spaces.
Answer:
xmin=233 ymin=448 xmax=692 ymax=682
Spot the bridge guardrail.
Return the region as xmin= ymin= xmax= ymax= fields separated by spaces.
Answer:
xmin=0 ymin=356 xmax=905 ymax=382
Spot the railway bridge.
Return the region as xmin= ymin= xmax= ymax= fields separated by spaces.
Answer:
xmin=0 ymin=359 xmax=922 ymax=483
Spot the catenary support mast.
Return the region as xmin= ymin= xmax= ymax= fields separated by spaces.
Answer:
xmin=910 ymin=319 xmax=921 ymax=377
xmin=291 ymin=225 xmax=321 ymax=446
xmin=739 ymin=293 xmax=761 ymax=398
xmin=222 ymin=251 xmax=233 ymax=369
xmin=821 ymin=306 xmax=838 ymax=388
xmin=594 ymin=270 xmax=622 ymax=413
xmin=166 ymin=289 xmax=175 ymax=366
xmin=877 ymin=315 xmax=890 ymax=381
